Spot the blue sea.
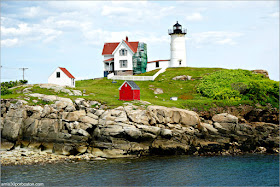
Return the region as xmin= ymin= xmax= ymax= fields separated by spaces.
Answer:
xmin=1 ymin=154 xmax=279 ymax=186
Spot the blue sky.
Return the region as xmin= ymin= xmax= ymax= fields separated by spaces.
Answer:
xmin=1 ymin=1 xmax=279 ymax=83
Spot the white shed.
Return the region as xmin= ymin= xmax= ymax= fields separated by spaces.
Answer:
xmin=146 ymin=60 xmax=170 ymax=72
xmin=48 ymin=67 xmax=75 ymax=87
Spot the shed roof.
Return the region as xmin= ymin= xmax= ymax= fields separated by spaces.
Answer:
xmin=59 ymin=67 xmax=75 ymax=79
xmin=119 ymin=80 xmax=140 ymax=90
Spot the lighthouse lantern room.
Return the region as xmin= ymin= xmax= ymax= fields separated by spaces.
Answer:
xmin=168 ymin=21 xmax=187 ymax=68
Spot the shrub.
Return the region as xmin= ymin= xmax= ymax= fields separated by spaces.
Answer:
xmin=19 ymin=80 xmax=28 ymax=84
xmin=197 ymin=69 xmax=279 ymax=107
xmin=1 ymin=80 xmax=28 ymax=95
xmin=1 ymin=86 xmax=12 ymax=95
xmin=213 ymin=88 xmax=241 ymax=100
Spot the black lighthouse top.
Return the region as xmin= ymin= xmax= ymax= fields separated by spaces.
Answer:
xmin=168 ymin=21 xmax=187 ymax=35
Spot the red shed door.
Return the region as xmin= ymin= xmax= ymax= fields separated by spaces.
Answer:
xmin=133 ymin=90 xmax=140 ymax=100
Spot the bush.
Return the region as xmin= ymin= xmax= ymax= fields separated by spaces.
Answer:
xmin=1 ymin=80 xmax=28 ymax=95
xmin=197 ymin=69 xmax=279 ymax=107
xmin=19 ymin=80 xmax=28 ymax=84
xmin=213 ymin=88 xmax=241 ymax=100
xmin=1 ymin=86 xmax=12 ymax=95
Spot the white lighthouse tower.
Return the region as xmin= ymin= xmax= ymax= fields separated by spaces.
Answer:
xmin=169 ymin=21 xmax=187 ymax=67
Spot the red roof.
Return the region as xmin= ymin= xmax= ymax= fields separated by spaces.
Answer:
xmin=59 ymin=67 xmax=75 ymax=79
xmin=147 ymin=59 xmax=170 ymax=63
xmin=104 ymin=58 xmax=114 ymax=62
xmin=102 ymin=40 xmax=139 ymax=55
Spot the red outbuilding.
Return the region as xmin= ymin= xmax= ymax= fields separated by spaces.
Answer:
xmin=119 ymin=81 xmax=140 ymax=101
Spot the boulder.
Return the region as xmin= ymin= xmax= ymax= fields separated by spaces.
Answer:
xmin=2 ymin=118 xmax=23 ymax=141
xmin=41 ymin=105 xmax=51 ymax=118
xmin=95 ymin=110 xmax=105 ymax=117
xmin=86 ymin=112 xmax=99 ymax=120
xmin=79 ymin=116 xmax=98 ymax=125
xmin=24 ymin=118 xmax=40 ymax=136
xmin=123 ymin=126 xmax=142 ymax=140
xmin=124 ymin=105 xmax=149 ymax=125
xmin=60 ymin=88 xmax=73 ymax=95
xmin=147 ymin=106 xmax=200 ymax=126
xmin=71 ymin=129 xmax=90 ymax=137
xmin=212 ymin=113 xmax=238 ymax=124
xmin=74 ymin=98 xmax=85 ymax=106
xmin=66 ymin=110 xmax=86 ymax=121
xmin=160 ymin=129 xmax=172 ymax=138
xmin=65 ymin=105 xmax=75 ymax=112
xmin=200 ymin=123 xmax=218 ymax=134
xmin=172 ymin=75 xmax=192 ymax=81
xmin=72 ymin=90 xmax=82 ymax=96
xmin=136 ymin=124 xmax=161 ymax=135
xmin=154 ymin=88 xmax=164 ymax=94
xmin=213 ymin=122 xmax=228 ymax=133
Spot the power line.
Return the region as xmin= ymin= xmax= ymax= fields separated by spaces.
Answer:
xmin=1 ymin=66 xmax=19 ymax=69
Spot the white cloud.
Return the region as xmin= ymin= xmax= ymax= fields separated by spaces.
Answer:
xmin=21 ymin=6 xmax=42 ymax=18
xmin=1 ymin=23 xmax=32 ymax=36
xmin=191 ymin=31 xmax=243 ymax=46
xmin=186 ymin=13 xmax=203 ymax=21
xmin=1 ymin=38 xmax=19 ymax=47
xmin=1 ymin=22 xmax=63 ymax=47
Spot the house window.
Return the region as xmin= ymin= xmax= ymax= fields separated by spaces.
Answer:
xmin=72 ymin=79 xmax=74 ymax=86
xmin=179 ymin=60 xmax=182 ymax=65
xmin=119 ymin=49 xmax=127 ymax=56
xmin=120 ymin=60 xmax=127 ymax=68
xmin=156 ymin=61 xmax=159 ymax=68
xmin=56 ymin=72 xmax=60 ymax=78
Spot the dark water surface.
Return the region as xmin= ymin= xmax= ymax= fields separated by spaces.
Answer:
xmin=1 ymin=154 xmax=279 ymax=186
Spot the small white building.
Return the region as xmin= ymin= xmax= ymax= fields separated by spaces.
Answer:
xmin=48 ymin=67 xmax=75 ymax=87
xmin=146 ymin=60 xmax=170 ymax=72
xmin=147 ymin=21 xmax=187 ymax=72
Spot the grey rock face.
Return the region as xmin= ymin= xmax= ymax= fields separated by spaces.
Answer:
xmin=1 ymin=98 xmax=279 ymax=157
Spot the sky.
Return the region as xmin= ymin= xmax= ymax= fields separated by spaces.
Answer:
xmin=1 ymin=1 xmax=279 ymax=83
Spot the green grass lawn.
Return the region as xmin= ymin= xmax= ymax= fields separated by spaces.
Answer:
xmin=76 ymin=67 xmax=254 ymax=110
xmin=3 ymin=67 xmax=263 ymax=110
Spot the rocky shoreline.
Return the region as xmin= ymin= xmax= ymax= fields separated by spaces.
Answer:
xmin=1 ymin=96 xmax=279 ymax=166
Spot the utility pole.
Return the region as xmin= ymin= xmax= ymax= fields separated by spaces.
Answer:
xmin=19 ymin=68 xmax=28 ymax=80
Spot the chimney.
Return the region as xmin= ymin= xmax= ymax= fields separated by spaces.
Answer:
xmin=126 ymin=36 xmax=128 ymax=41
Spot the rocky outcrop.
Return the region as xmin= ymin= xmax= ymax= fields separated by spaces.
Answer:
xmin=252 ymin=69 xmax=269 ymax=79
xmin=38 ymin=84 xmax=83 ymax=96
xmin=195 ymin=105 xmax=279 ymax=124
xmin=1 ymin=98 xmax=279 ymax=162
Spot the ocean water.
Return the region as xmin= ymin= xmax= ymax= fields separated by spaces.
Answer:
xmin=1 ymin=154 xmax=279 ymax=186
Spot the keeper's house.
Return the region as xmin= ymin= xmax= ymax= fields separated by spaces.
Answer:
xmin=119 ymin=81 xmax=140 ymax=101
xmin=102 ymin=37 xmax=147 ymax=77
xmin=48 ymin=67 xmax=75 ymax=87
